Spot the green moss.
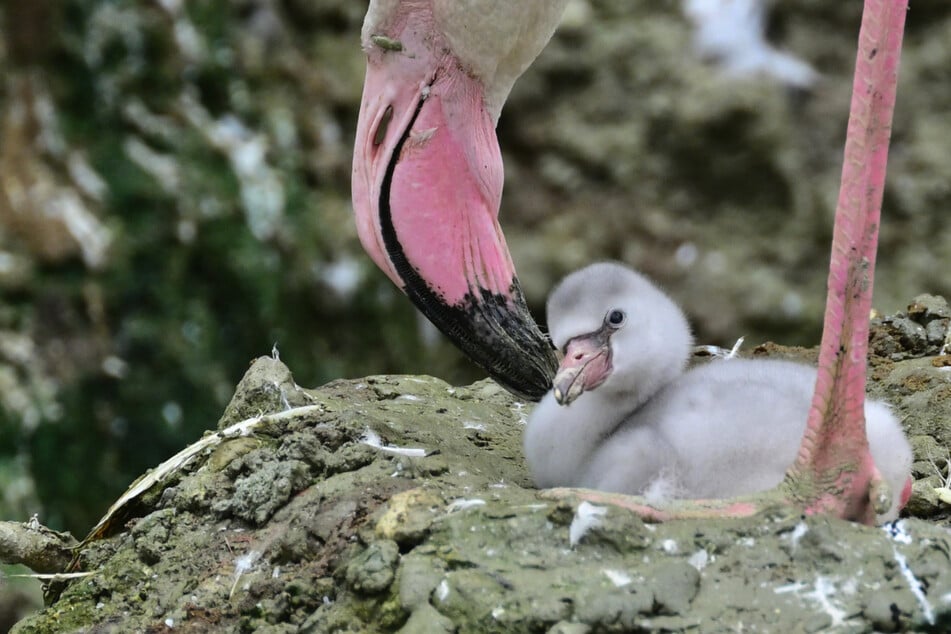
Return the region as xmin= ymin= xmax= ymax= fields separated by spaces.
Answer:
xmin=12 ymin=356 xmax=951 ymax=632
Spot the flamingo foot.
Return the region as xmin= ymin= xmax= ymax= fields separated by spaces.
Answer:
xmin=539 ymin=487 xmax=767 ymax=523
xmin=782 ymin=447 xmax=887 ymax=524
xmin=540 ymin=459 xmax=892 ymax=525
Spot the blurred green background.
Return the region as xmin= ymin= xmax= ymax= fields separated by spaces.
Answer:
xmin=1 ymin=0 xmax=950 ymax=557
xmin=0 ymin=0 xmax=476 ymax=540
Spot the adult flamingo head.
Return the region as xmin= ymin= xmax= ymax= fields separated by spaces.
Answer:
xmin=352 ymin=0 xmax=569 ymax=399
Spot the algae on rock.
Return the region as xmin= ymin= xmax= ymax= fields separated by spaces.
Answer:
xmin=12 ymin=342 xmax=951 ymax=632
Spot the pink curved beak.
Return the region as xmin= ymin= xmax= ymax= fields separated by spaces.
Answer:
xmin=352 ymin=4 xmax=556 ymax=399
xmin=553 ymin=332 xmax=613 ymax=405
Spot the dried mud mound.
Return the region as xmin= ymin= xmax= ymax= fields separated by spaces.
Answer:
xmin=12 ymin=336 xmax=951 ymax=632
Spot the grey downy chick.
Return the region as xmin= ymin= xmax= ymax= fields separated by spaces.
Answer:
xmin=524 ymin=262 xmax=912 ymax=522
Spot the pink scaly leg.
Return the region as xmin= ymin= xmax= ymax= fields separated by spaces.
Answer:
xmin=782 ymin=0 xmax=907 ymax=524
xmin=543 ymin=0 xmax=908 ymax=524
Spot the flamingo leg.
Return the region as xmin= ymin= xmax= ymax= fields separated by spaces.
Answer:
xmin=782 ymin=0 xmax=908 ymax=523
xmin=545 ymin=0 xmax=908 ymax=525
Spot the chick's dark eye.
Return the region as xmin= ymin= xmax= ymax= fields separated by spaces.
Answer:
xmin=607 ymin=309 xmax=626 ymax=327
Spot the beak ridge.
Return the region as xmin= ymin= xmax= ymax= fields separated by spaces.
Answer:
xmin=351 ymin=10 xmax=558 ymax=399
xmin=552 ymin=334 xmax=613 ymax=405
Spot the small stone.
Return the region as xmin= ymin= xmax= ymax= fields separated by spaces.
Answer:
xmin=131 ymin=508 xmax=176 ymax=565
xmin=396 ymin=604 xmax=455 ymax=634
xmin=907 ymin=294 xmax=951 ymax=324
xmin=573 ymin=581 xmax=653 ymax=625
xmin=397 ymin=552 xmax=446 ymax=610
xmin=926 ymin=319 xmax=949 ymax=346
xmin=216 ymin=458 xmax=310 ymax=525
xmin=889 ymin=317 xmax=929 ymax=354
xmin=904 ymin=479 xmax=943 ymax=518
xmin=269 ymin=527 xmax=318 ymax=564
xmin=346 ymin=540 xmax=400 ymax=595
xmin=650 ymin=561 xmax=700 ymax=615
xmin=375 ymin=488 xmax=443 ymax=546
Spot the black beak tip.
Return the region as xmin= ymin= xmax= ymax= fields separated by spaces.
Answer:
xmin=411 ymin=285 xmax=557 ymax=401
xmin=489 ymin=348 xmax=558 ymax=401
xmin=450 ymin=290 xmax=558 ymax=402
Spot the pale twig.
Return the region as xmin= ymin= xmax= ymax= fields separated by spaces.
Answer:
xmin=7 ymin=571 xmax=94 ymax=581
xmin=82 ymin=404 xmax=325 ymax=545
xmin=927 ymin=451 xmax=951 ymax=505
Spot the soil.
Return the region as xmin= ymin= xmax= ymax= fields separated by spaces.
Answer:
xmin=11 ymin=300 xmax=951 ymax=633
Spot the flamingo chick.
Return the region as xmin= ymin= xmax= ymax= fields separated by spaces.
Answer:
xmin=524 ymin=262 xmax=913 ymax=522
